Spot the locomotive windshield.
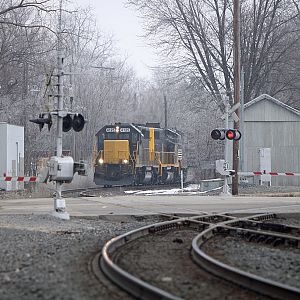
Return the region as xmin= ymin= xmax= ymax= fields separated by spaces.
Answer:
xmin=105 ymin=133 xmax=130 ymax=140
xmin=98 ymin=132 xmax=130 ymax=149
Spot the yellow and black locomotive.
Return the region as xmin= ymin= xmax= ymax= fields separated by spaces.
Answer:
xmin=93 ymin=122 xmax=185 ymax=186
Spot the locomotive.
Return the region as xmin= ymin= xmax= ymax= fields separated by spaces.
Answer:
xmin=93 ymin=122 xmax=185 ymax=186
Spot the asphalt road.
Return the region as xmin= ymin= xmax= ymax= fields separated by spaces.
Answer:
xmin=0 ymin=194 xmax=300 ymax=216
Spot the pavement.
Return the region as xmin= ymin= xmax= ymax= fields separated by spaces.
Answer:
xmin=0 ymin=194 xmax=300 ymax=216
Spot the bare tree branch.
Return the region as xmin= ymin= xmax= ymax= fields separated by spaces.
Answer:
xmin=129 ymin=0 xmax=300 ymax=107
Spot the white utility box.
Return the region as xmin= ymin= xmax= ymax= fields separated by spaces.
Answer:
xmin=48 ymin=156 xmax=74 ymax=182
xmin=215 ymin=159 xmax=235 ymax=176
xmin=0 ymin=123 xmax=24 ymax=191
xmin=259 ymin=148 xmax=271 ymax=186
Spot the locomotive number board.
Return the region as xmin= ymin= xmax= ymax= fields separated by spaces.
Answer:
xmin=106 ymin=127 xmax=131 ymax=133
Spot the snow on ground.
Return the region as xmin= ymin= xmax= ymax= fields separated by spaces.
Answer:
xmin=124 ymin=184 xmax=223 ymax=196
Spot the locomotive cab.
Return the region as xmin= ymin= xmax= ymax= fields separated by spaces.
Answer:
xmin=94 ymin=124 xmax=136 ymax=186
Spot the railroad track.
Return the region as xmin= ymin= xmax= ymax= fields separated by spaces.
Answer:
xmin=94 ymin=212 xmax=300 ymax=300
xmin=192 ymin=214 xmax=300 ymax=300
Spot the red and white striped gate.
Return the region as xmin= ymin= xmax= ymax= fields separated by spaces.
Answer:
xmin=0 ymin=176 xmax=39 ymax=182
xmin=238 ymin=171 xmax=300 ymax=177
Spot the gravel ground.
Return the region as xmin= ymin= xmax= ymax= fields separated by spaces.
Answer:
xmin=114 ymin=229 xmax=270 ymax=300
xmin=0 ymin=214 xmax=163 ymax=300
xmin=200 ymin=214 xmax=300 ymax=291
xmin=203 ymin=234 xmax=300 ymax=288
xmin=0 ymin=212 xmax=299 ymax=299
xmin=238 ymin=184 xmax=300 ymax=196
xmin=112 ymin=215 xmax=300 ymax=299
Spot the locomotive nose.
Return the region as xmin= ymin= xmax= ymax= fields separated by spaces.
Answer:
xmin=104 ymin=140 xmax=130 ymax=164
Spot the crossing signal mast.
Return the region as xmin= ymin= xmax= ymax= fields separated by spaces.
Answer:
xmin=211 ymin=98 xmax=241 ymax=196
xmin=29 ymin=0 xmax=87 ymax=220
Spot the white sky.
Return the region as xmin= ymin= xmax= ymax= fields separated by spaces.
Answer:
xmin=73 ymin=0 xmax=158 ymax=80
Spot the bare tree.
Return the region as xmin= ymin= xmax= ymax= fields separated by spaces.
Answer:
xmin=0 ymin=0 xmax=55 ymax=14
xmin=56 ymin=7 xmax=140 ymax=162
xmin=128 ymin=0 xmax=300 ymax=106
xmin=128 ymin=0 xmax=233 ymax=109
xmin=241 ymin=0 xmax=300 ymax=102
xmin=0 ymin=0 xmax=58 ymax=34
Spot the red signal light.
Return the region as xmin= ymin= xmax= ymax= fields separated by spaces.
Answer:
xmin=226 ymin=130 xmax=235 ymax=140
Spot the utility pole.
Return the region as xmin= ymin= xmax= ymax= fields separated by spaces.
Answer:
xmin=240 ymin=67 xmax=245 ymax=172
xmin=232 ymin=0 xmax=241 ymax=195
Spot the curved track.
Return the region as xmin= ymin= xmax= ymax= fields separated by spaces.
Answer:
xmin=192 ymin=214 xmax=300 ymax=300
xmin=96 ymin=212 xmax=300 ymax=300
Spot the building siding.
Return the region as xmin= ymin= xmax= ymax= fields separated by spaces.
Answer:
xmin=0 ymin=123 xmax=7 ymax=176
xmin=244 ymin=95 xmax=300 ymax=186
xmin=0 ymin=123 xmax=24 ymax=190
xmin=245 ymin=99 xmax=300 ymax=122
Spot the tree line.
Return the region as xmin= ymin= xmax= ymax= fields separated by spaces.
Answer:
xmin=0 ymin=0 xmax=299 ymax=178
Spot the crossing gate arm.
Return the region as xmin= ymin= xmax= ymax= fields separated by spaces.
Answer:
xmin=0 ymin=176 xmax=39 ymax=182
xmin=238 ymin=172 xmax=300 ymax=176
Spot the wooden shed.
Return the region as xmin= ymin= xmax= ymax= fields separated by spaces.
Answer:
xmin=242 ymin=94 xmax=300 ymax=186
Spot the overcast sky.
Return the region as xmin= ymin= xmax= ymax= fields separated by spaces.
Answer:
xmin=74 ymin=0 xmax=158 ymax=79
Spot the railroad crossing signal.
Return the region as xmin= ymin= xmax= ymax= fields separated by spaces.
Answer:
xmin=211 ymin=128 xmax=241 ymax=141
xmin=221 ymin=102 xmax=241 ymax=123
xmin=63 ymin=113 xmax=86 ymax=132
xmin=225 ymin=129 xmax=241 ymax=140
xmin=30 ymin=112 xmax=86 ymax=133
xmin=30 ymin=113 xmax=52 ymax=131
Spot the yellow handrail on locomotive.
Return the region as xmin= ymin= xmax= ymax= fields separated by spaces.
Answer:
xmin=138 ymin=149 xmax=161 ymax=166
xmin=161 ymin=152 xmax=176 ymax=164
xmin=92 ymin=142 xmax=98 ymax=165
xmin=138 ymin=149 xmax=178 ymax=166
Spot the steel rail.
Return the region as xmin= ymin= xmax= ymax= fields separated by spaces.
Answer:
xmin=100 ymin=216 xmax=209 ymax=300
xmin=228 ymin=219 xmax=300 ymax=237
xmin=99 ymin=212 xmax=273 ymax=299
xmin=191 ymin=214 xmax=300 ymax=300
xmin=216 ymin=225 xmax=300 ymax=246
